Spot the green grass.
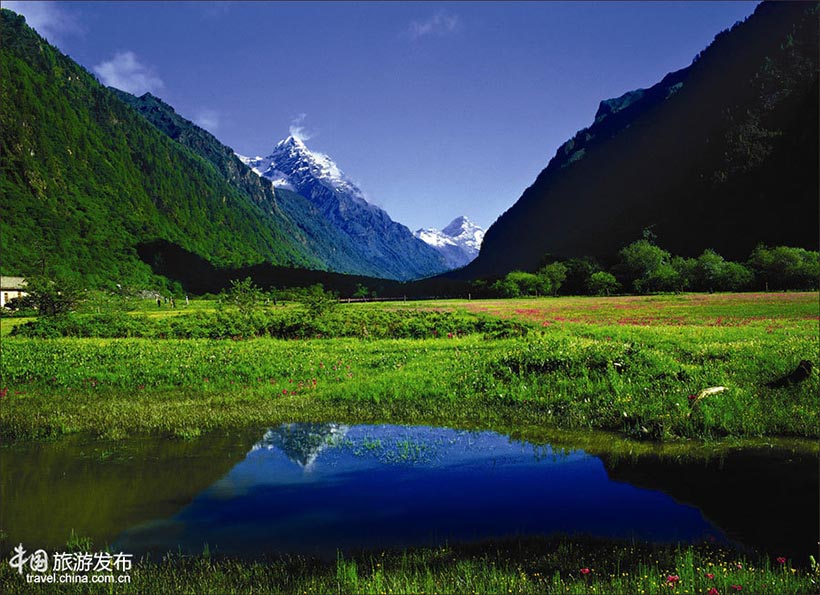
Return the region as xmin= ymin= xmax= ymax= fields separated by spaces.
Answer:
xmin=1 ymin=293 xmax=817 ymax=443
xmin=1 ymin=536 xmax=817 ymax=594
xmin=0 ymin=315 xmax=33 ymax=337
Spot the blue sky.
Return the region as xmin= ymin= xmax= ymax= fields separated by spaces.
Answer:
xmin=7 ymin=1 xmax=759 ymax=232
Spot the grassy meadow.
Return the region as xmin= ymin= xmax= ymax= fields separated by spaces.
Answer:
xmin=1 ymin=292 xmax=817 ymax=443
xmin=0 ymin=293 xmax=820 ymax=441
xmin=2 ymin=292 xmax=818 ymax=595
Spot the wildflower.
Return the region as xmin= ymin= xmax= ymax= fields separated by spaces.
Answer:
xmin=666 ymin=575 xmax=680 ymax=585
xmin=708 ymin=589 xmax=720 ymax=595
xmin=730 ymin=585 xmax=742 ymax=591
xmin=282 ymin=389 xmax=288 ymax=395
xmin=776 ymin=557 xmax=786 ymax=565
xmin=735 ymin=563 xmax=743 ymax=570
xmin=0 ymin=388 xmax=7 ymax=399
xmin=705 ymin=573 xmax=715 ymax=580
xmin=580 ymin=568 xmax=590 ymax=575
xmin=688 ymin=394 xmax=698 ymax=402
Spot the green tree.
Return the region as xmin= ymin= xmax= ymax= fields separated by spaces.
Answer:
xmin=221 ymin=277 xmax=263 ymax=317
xmin=720 ymin=261 xmax=754 ymax=291
xmin=642 ymin=263 xmax=681 ymax=293
xmin=353 ymin=284 xmax=369 ymax=300
xmin=670 ymin=256 xmax=697 ymax=292
xmin=586 ymin=271 xmax=621 ymax=296
xmin=22 ymin=275 xmax=81 ymax=317
xmin=491 ymin=276 xmax=522 ymax=298
xmin=748 ymin=245 xmax=819 ymax=290
xmin=695 ymin=249 xmax=727 ymax=291
xmin=560 ymin=258 xmax=601 ymax=295
xmin=537 ymin=262 xmax=568 ymax=296
xmin=294 ymin=284 xmax=338 ymax=317
xmin=695 ymin=250 xmax=752 ymax=291
xmin=505 ymin=271 xmax=544 ymax=296
xmin=616 ymin=240 xmax=677 ymax=293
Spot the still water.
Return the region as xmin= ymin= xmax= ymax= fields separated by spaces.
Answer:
xmin=1 ymin=424 xmax=816 ymax=560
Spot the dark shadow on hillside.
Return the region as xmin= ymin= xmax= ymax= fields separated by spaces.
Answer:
xmin=137 ymin=240 xmax=472 ymax=298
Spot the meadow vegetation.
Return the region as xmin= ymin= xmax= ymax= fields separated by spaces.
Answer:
xmin=0 ymin=535 xmax=817 ymax=594
xmin=2 ymin=292 xmax=816 ymax=444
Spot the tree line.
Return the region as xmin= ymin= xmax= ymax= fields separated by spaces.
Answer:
xmin=481 ymin=242 xmax=819 ymax=298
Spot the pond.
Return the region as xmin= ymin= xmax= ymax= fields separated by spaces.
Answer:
xmin=1 ymin=424 xmax=816 ymax=561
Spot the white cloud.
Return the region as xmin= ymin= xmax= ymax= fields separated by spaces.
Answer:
xmin=408 ymin=11 xmax=461 ymax=40
xmin=4 ymin=1 xmax=83 ymax=44
xmin=193 ymin=108 xmax=220 ymax=132
xmin=288 ymin=113 xmax=314 ymax=142
xmin=93 ymin=51 xmax=164 ymax=95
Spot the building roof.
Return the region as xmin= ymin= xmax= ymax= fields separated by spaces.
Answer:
xmin=0 ymin=276 xmax=27 ymax=290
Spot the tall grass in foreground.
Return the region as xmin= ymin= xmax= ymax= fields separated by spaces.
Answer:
xmin=1 ymin=537 xmax=817 ymax=594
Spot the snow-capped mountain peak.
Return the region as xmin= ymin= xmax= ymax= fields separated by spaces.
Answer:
xmin=441 ymin=216 xmax=485 ymax=253
xmin=238 ymin=136 xmax=366 ymax=200
xmin=414 ymin=217 xmax=485 ymax=269
xmin=235 ymin=136 xmax=450 ymax=280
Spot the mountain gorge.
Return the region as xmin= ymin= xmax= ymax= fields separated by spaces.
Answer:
xmin=464 ymin=1 xmax=818 ymax=278
xmin=2 ymin=1 xmax=815 ymax=293
xmin=238 ymin=137 xmax=448 ymax=281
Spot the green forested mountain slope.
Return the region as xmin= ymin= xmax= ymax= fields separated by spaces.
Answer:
xmin=112 ymin=90 xmax=401 ymax=278
xmin=0 ymin=9 xmax=320 ymax=287
xmin=464 ymin=1 xmax=818 ymax=278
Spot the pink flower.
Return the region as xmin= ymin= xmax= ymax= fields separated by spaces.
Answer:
xmin=688 ymin=394 xmax=698 ymax=402
xmin=580 ymin=568 xmax=590 ymax=575
xmin=282 ymin=389 xmax=288 ymax=395
xmin=730 ymin=585 xmax=742 ymax=592
xmin=735 ymin=563 xmax=743 ymax=570
xmin=666 ymin=575 xmax=680 ymax=584
xmin=708 ymin=588 xmax=720 ymax=595
xmin=776 ymin=557 xmax=786 ymax=565
xmin=705 ymin=573 xmax=715 ymax=580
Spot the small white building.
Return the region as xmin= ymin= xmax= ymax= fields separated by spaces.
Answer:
xmin=1 ymin=276 xmax=28 ymax=309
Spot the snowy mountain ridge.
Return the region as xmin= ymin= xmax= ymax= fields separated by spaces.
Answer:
xmin=414 ymin=216 xmax=485 ymax=269
xmin=237 ymin=136 xmax=449 ymax=281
